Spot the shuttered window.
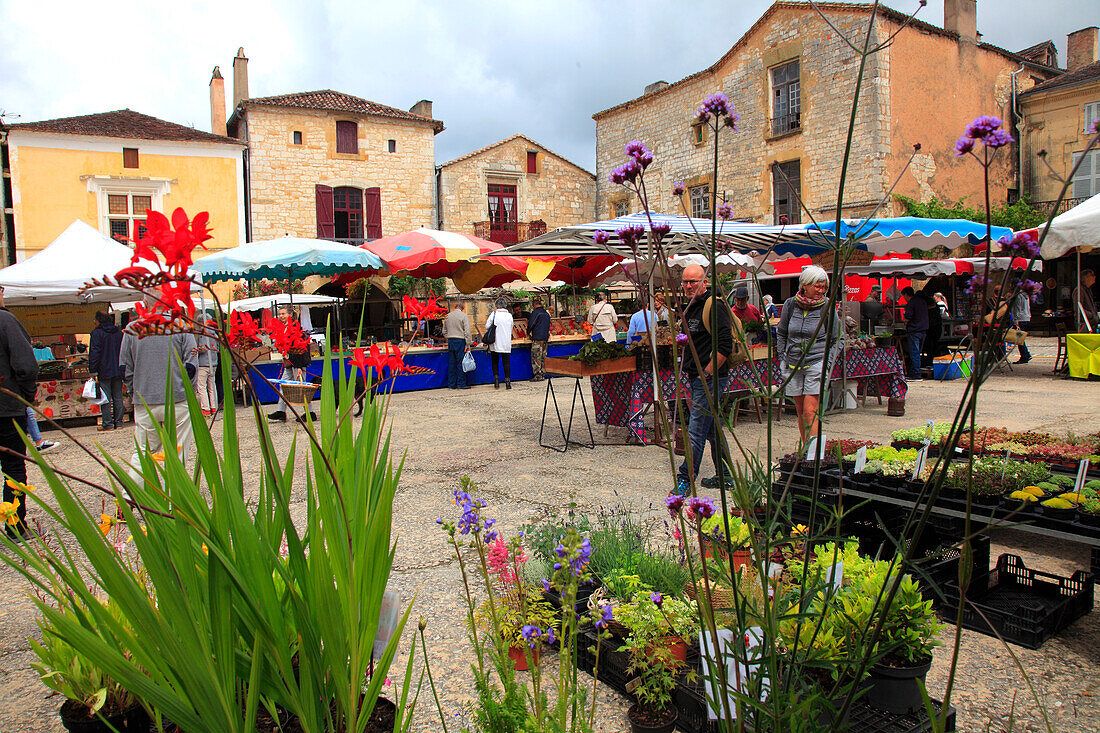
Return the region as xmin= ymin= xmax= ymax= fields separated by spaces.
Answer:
xmin=1073 ymin=150 xmax=1100 ymax=199
xmin=1083 ymin=102 xmax=1100 ymax=134
xmin=772 ymin=160 xmax=801 ymax=224
xmin=123 ymin=147 xmax=139 ymax=168
xmin=336 ymin=120 xmax=358 ymax=154
xmin=770 ymin=60 xmax=801 ymax=135
xmin=527 ymin=151 xmax=538 ymax=174
xmin=365 ymin=187 xmax=383 ymax=239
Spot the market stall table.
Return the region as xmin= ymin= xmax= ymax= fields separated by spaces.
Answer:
xmin=1066 ymin=333 xmax=1100 ymax=379
xmin=593 ymin=346 xmax=907 ymax=444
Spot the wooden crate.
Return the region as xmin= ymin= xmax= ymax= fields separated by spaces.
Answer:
xmin=543 ymin=356 xmax=636 ymax=377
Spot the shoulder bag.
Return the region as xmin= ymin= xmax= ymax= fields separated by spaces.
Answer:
xmin=481 ymin=313 xmax=497 ymax=348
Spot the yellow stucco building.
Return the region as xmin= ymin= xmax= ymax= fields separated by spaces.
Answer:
xmin=4 ymin=109 xmax=246 ymax=263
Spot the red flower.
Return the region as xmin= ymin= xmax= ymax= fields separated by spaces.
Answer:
xmin=351 ymin=347 xmax=370 ymax=378
xmin=228 ymin=311 xmax=263 ymax=349
xmin=265 ymin=317 xmax=310 ymax=355
xmin=402 ymin=295 xmax=447 ymax=322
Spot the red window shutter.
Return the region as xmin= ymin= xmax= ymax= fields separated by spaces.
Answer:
xmin=315 ymin=184 xmax=335 ymax=238
xmin=364 ymin=187 xmax=382 ymax=239
xmin=526 ymin=151 xmax=537 ymax=174
xmin=336 ymin=120 xmax=358 ymax=154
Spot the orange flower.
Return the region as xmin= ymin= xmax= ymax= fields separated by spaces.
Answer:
xmin=5 ymin=478 xmax=34 ymax=496
xmin=0 ymin=498 xmax=19 ymax=526
xmin=98 ymin=513 xmax=115 ymax=535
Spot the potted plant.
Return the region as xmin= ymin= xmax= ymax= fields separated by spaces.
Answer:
xmin=618 ymin=593 xmax=689 ymax=733
xmin=1078 ymin=495 xmax=1100 ymax=529
xmin=31 ymin=601 xmax=148 ymax=733
xmin=843 ymin=569 xmax=942 ymax=715
xmin=699 ymin=512 xmax=752 ymax=569
xmin=477 ymin=590 xmax=558 ymax=670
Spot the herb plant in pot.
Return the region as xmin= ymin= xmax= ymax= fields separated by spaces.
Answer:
xmin=616 ymin=590 xmax=698 ymax=664
xmin=1078 ymin=495 xmax=1100 ymax=529
xmin=618 ymin=593 xmax=687 ymax=733
xmin=31 ymin=601 xmax=148 ymax=733
xmin=844 ymin=569 xmax=942 ymax=715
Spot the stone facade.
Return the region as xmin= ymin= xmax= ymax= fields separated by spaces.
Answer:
xmin=234 ymin=105 xmax=438 ymax=241
xmin=1019 ymin=67 xmax=1100 ymax=205
xmin=593 ymin=2 xmax=1057 ymax=225
xmin=437 ymin=134 xmax=596 ymax=238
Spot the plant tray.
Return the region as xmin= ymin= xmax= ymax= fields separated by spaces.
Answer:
xmin=944 ymin=553 xmax=1094 ymax=649
xmin=913 ymin=534 xmax=991 ymax=608
xmin=544 ymin=356 xmax=636 ymax=377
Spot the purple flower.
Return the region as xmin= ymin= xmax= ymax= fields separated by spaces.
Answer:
xmin=1091 ymin=119 xmax=1100 ymax=135
xmin=697 ymin=93 xmax=731 ymax=121
xmin=624 ymin=140 xmax=653 ymax=168
xmin=954 ymin=136 xmax=975 ymax=157
xmin=964 ymin=273 xmax=991 ymax=297
xmin=717 ymin=202 xmax=734 ymax=221
xmin=651 ymin=591 xmax=663 ymax=608
xmin=666 ymin=494 xmax=685 ymax=516
xmin=542 ymin=578 xmax=551 ymax=592
xmin=546 ymin=627 xmax=556 ymax=645
xmin=675 ymin=333 xmax=688 ymax=344
xmin=984 ymin=129 xmax=1014 ymax=149
xmin=688 ymin=496 xmax=716 ymax=519
xmin=484 ymin=530 xmax=498 ymax=544
xmin=616 ymin=225 xmax=647 ymax=247
xmin=1021 ymin=279 xmax=1043 ymax=302
xmin=609 ymin=159 xmax=642 ymax=185
xmin=554 ymin=543 xmax=567 ymax=558
xmin=997 ymin=232 xmax=1039 ymax=259
xmin=521 ymin=625 xmax=542 ymax=648
xmin=595 ymin=604 xmax=613 ymax=630
xmin=553 ymin=562 xmax=562 ymax=570
xmin=724 ymin=112 xmax=741 ymax=129
xmin=484 ymin=518 xmax=495 ymax=528
xmin=651 ymin=223 xmax=672 ymax=241
xmin=593 ymin=231 xmax=611 ymax=245
xmin=672 ymin=181 xmax=686 ymax=196
xmin=963 ymin=115 xmax=1003 ymax=140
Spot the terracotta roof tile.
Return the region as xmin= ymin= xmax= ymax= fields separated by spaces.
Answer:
xmin=1021 ymin=60 xmax=1100 ymax=96
xmin=242 ymin=89 xmax=444 ymax=131
xmin=8 ymin=109 xmax=243 ymax=145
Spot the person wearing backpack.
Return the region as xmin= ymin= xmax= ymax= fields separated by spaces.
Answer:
xmin=674 ymin=264 xmax=745 ymax=496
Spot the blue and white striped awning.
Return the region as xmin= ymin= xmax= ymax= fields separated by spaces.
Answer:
xmin=482 ymin=213 xmax=1012 ymax=261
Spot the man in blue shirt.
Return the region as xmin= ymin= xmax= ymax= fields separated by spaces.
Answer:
xmin=627 ymin=294 xmax=658 ymax=344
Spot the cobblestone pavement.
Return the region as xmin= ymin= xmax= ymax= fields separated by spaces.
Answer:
xmin=1 ymin=338 xmax=1097 ymax=732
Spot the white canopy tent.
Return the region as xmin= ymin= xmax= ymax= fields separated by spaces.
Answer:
xmin=222 ymin=293 xmax=344 ymax=312
xmin=0 ymin=220 xmax=141 ymax=305
xmin=1037 ymin=193 xmax=1100 ymax=260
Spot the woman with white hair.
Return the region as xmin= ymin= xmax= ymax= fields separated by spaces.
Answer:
xmin=776 ymin=265 xmax=841 ymax=442
xmin=485 ymin=297 xmax=514 ymax=389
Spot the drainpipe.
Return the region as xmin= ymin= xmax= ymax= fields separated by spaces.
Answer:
xmin=435 ymin=165 xmax=443 ymax=230
xmin=1011 ymin=63 xmax=1026 ymax=201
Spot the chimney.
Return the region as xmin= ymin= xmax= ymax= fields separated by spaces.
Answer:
xmin=644 ymin=80 xmax=670 ymax=95
xmin=1067 ymin=27 xmax=1099 ymax=71
xmin=409 ymin=100 xmax=433 ymax=119
xmin=232 ymin=47 xmax=249 ymax=110
xmin=944 ymin=0 xmax=977 ymax=45
xmin=209 ymin=67 xmax=226 ymax=136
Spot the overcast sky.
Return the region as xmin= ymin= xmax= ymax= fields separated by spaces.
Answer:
xmin=1 ymin=1 xmax=1093 ymax=171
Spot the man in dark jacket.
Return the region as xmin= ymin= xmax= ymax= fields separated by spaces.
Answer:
xmin=675 ymin=265 xmax=733 ymax=495
xmin=528 ymin=298 xmax=551 ymax=382
xmin=0 ymin=285 xmax=40 ymax=541
xmin=88 ymin=311 xmax=125 ymax=431
xmin=902 ymin=286 xmax=929 ymax=381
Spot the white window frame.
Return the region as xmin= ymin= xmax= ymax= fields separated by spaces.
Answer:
xmin=85 ymin=177 xmax=171 ymax=240
xmin=1084 ymin=102 xmax=1100 ymax=134
xmin=613 ymin=200 xmax=630 ymax=218
xmin=1072 ymin=149 xmax=1100 ymax=199
xmin=690 ymin=184 xmax=711 ymax=218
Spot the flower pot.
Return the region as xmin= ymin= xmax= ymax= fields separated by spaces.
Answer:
xmin=865 ymin=656 xmax=932 ymax=715
xmin=508 ymin=644 xmax=540 ymax=671
xmin=1040 ymin=505 xmax=1076 ymax=524
xmin=1078 ymin=511 xmax=1100 ymax=530
xmin=59 ymin=700 xmax=149 ymax=733
xmin=627 ymin=703 xmax=678 ymax=733
xmin=648 ymin=635 xmax=688 ymax=664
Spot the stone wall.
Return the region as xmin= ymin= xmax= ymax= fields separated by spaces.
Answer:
xmin=438 ymin=136 xmax=596 ymax=236
xmin=243 ymin=106 xmax=437 ymax=241
xmin=593 ymin=5 xmax=1053 ymax=224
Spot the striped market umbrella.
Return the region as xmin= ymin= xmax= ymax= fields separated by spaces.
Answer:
xmin=358 ymin=228 xmax=540 ymax=293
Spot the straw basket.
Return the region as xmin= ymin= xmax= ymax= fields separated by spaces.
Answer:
xmin=683 ymin=579 xmax=737 ymax=608
xmin=278 ymin=382 xmax=318 ymax=410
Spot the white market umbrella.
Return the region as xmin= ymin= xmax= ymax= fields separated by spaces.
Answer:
xmin=1037 ymin=193 xmax=1100 ymax=260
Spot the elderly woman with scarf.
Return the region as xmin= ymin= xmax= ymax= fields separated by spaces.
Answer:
xmin=776 ymin=266 xmax=841 ymax=442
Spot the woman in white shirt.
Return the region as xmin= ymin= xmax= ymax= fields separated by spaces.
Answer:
xmin=586 ymin=292 xmax=619 ymax=343
xmin=485 ymin=298 xmax=515 ymax=389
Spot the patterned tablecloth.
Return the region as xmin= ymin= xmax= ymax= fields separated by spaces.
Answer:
xmin=592 ymin=346 xmax=907 ymax=443
xmin=34 ymin=379 xmax=133 ymax=421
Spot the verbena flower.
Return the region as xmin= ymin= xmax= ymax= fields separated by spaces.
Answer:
xmin=651 ymin=591 xmax=663 ymax=608
xmin=624 ymin=140 xmax=654 ymax=168
xmin=616 ymin=225 xmax=646 ymax=247
xmin=651 ymin=223 xmax=672 ymax=241
xmin=954 ymin=137 xmax=975 ymax=156
xmin=593 ymin=231 xmax=610 ymax=245
xmin=666 ymin=494 xmax=685 ymax=516
xmin=965 ymin=273 xmax=991 ymax=297
xmin=1021 ymin=279 xmax=1043 ymax=302
xmin=996 ymin=232 xmax=1039 ymax=259
xmin=688 ymin=496 xmax=716 ymax=519
xmin=609 ymin=159 xmax=642 ymax=185
xmin=984 ymin=129 xmax=1013 ymax=148
xmin=717 ymin=202 xmax=734 ymax=221
xmin=955 ymin=115 xmax=1014 ymax=157
xmin=672 ymin=181 xmax=686 ymax=196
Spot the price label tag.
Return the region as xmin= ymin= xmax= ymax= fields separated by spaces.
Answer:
xmin=804 ymin=434 xmax=827 ymax=462
xmin=913 ymin=447 xmax=928 ymax=481
xmin=922 ymin=420 xmax=935 ymax=446
xmin=1075 ymin=459 xmax=1091 ymax=494
xmin=854 ymin=445 xmax=868 ymax=474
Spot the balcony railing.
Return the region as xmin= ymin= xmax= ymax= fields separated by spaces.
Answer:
xmin=1032 ymin=197 xmax=1085 ymax=218
xmin=472 ymin=219 xmax=547 ymax=244
xmin=770 ymin=112 xmax=801 ymax=136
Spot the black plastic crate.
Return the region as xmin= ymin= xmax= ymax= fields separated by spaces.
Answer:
xmin=635 ymin=345 xmax=675 ymax=372
xmin=913 ymin=534 xmax=991 ymax=608
xmin=945 ymin=553 xmax=1095 ymax=649
xmin=673 ymin=680 xmax=712 ymax=733
xmin=846 ymin=699 xmax=955 ymax=732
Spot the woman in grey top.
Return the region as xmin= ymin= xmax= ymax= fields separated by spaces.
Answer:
xmin=776 ymin=265 xmax=841 ymax=442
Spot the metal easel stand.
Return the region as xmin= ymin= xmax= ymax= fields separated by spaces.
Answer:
xmin=539 ymin=376 xmax=595 ymax=452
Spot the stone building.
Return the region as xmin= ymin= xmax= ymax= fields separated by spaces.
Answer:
xmin=592 ymin=0 xmax=1062 ymax=225
xmin=3 ymin=109 xmax=245 ymax=262
xmin=215 ymin=48 xmax=443 ymax=244
xmin=436 ymin=134 xmax=596 ymax=244
xmin=1019 ymin=28 xmax=1100 ymax=211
